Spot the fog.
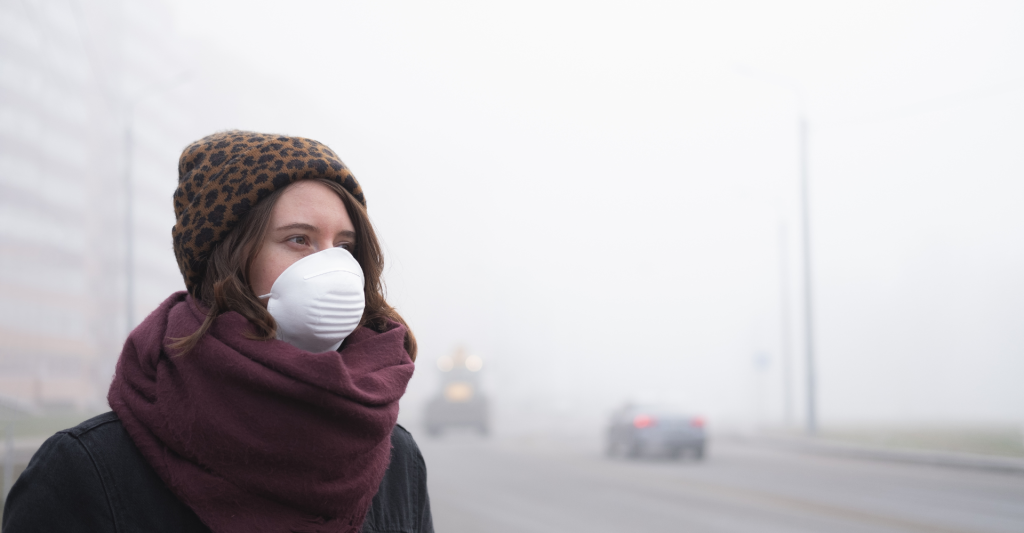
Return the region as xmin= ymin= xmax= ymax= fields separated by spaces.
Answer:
xmin=2 ymin=0 xmax=1023 ymax=437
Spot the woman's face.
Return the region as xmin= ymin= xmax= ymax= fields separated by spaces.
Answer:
xmin=249 ymin=180 xmax=356 ymax=302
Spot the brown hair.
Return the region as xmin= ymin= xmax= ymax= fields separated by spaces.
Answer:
xmin=170 ymin=178 xmax=417 ymax=359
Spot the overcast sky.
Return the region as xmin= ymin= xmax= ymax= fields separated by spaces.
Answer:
xmin=154 ymin=0 xmax=1024 ymax=429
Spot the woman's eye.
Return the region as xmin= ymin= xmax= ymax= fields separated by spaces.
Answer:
xmin=288 ymin=236 xmax=308 ymax=245
xmin=336 ymin=242 xmax=353 ymax=251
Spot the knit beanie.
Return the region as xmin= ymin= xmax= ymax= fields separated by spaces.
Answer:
xmin=172 ymin=130 xmax=365 ymax=297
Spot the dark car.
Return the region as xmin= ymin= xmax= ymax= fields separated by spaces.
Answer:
xmin=606 ymin=404 xmax=706 ymax=459
xmin=424 ymin=349 xmax=489 ymax=436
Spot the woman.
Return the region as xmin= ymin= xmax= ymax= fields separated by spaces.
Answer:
xmin=2 ymin=131 xmax=433 ymax=533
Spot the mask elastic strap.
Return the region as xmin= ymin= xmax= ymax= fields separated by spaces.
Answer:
xmin=258 ymin=293 xmax=272 ymax=300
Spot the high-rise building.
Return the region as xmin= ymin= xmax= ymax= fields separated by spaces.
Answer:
xmin=0 ymin=0 xmax=226 ymax=409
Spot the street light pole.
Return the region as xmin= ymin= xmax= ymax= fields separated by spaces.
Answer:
xmin=123 ymin=115 xmax=134 ymax=336
xmin=798 ymin=116 xmax=817 ymax=435
xmin=123 ymin=73 xmax=190 ymax=336
xmin=734 ymin=66 xmax=818 ymax=435
xmin=778 ymin=220 xmax=793 ymax=426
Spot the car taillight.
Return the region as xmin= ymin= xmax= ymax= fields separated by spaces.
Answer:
xmin=633 ymin=415 xmax=656 ymax=428
xmin=690 ymin=416 xmax=705 ymax=428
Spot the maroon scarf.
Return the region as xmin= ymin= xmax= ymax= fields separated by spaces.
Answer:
xmin=108 ymin=292 xmax=414 ymax=533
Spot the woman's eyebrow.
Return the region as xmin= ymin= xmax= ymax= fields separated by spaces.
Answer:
xmin=275 ymin=222 xmax=318 ymax=233
xmin=336 ymin=230 xmax=356 ymax=239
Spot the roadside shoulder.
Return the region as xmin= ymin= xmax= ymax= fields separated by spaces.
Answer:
xmin=720 ymin=432 xmax=1024 ymax=475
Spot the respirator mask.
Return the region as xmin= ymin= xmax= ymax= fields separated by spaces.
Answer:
xmin=258 ymin=247 xmax=365 ymax=353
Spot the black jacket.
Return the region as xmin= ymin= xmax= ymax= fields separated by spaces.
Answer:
xmin=2 ymin=412 xmax=433 ymax=533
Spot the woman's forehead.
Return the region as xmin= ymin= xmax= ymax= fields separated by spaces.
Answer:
xmin=271 ymin=181 xmax=353 ymax=230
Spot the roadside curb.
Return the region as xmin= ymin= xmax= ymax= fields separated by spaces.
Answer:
xmin=722 ymin=433 xmax=1024 ymax=475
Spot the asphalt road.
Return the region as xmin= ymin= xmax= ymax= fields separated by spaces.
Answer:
xmin=416 ymin=432 xmax=1024 ymax=533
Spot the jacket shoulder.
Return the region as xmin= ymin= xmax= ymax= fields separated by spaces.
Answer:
xmin=3 ymin=411 xmax=210 ymax=533
xmin=387 ymin=424 xmax=429 ymax=488
xmin=3 ymin=415 xmax=120 ymax=531
xmin=391 ymin=424 xmax=423 ymax=458
xmin=63 ymin=411 xmax=122 ymax=439
xmin=361 ymin=425 xmax=433 ymax=533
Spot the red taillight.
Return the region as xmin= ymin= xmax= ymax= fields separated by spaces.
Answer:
xmin=691 ymin=416 xmax=705 ymax=428
xmin=633 ymin=415 xmax=656 ymax=428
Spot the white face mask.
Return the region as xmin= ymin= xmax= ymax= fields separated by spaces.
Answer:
xmin=258 ymin=247 xmax=366 ymax=353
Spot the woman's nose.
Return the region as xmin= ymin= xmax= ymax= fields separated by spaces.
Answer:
xmin=314 ymin=238 xmax=336 ymax=253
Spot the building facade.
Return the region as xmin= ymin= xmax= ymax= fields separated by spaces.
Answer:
xmin=0 ymin=0 xmax=221 ymax=409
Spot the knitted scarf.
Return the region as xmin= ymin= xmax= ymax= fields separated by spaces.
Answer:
xmin=108 ymin=292 xmax=414 ymax=533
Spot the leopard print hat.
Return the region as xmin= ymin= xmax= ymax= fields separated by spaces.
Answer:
xmin=172 ymin=130 xmax=365 ymax=297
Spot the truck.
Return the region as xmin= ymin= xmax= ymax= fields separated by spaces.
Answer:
xmin=424 ymin=348 xmax=489 ymax=436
